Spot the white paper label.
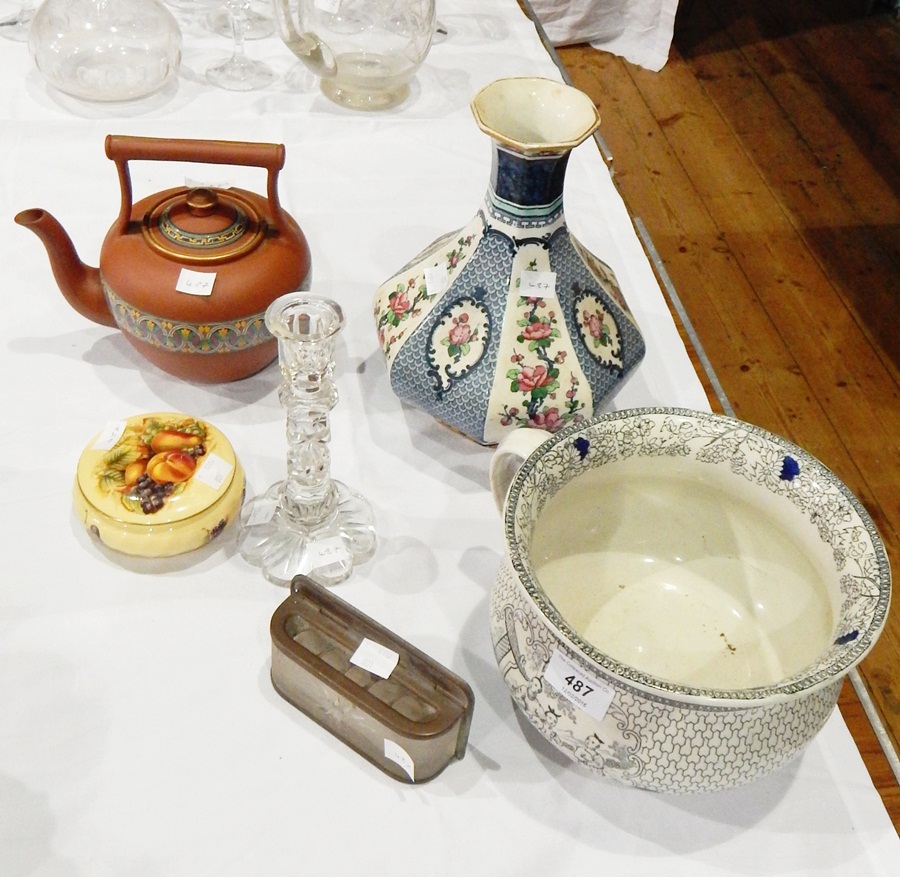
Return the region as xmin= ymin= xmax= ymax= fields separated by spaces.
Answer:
xmin=518 ymin=270 xmax=557 ymax=298
xmin=315 ymin=0 xmax=341 ymax=13
xmin=544 ymin=649 xmax=615 ymax=722
xmin=194 ymin=453 xmax=233 ymax=490
xmin=245 ymin=498 xmax=278 ymax=526
xmin=92 ymin=421 xmax=127 ymax=451
xmin=176 ymin=268 xmax=216 ymax=297
xmin=351 ymin=638 xmax=400 ymax=679
xmin=384 ymin=739 xmax=415 ymax=782
xmin=185 ymin=175 xmax=234 ymax=190
xmin=305 ymin=536 xmax=351 ymax=572
xmin=424 ymin=263 xmax=449 ymax=297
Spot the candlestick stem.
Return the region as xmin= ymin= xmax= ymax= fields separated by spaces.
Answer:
xmin=239 ymin=293 xmax=376 ymax=586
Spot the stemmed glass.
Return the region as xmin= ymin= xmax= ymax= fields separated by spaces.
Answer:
xmin=0 ymin=0 xmax=35 ymax=41
xmin=207 ymin=0 xmax=274 ymax=40
xmin=206 ymin=0 xmax=275 ymax=90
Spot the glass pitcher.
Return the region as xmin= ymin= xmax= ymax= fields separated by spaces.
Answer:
xmin=274 ymin=0 xmax=436 ymax=110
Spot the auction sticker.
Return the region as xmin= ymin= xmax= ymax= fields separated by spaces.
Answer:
xmin=92 ymin=421 xmax=127 ymax=451
xmin=351 ymin=638 xmax=399 ymax=680
xmin=544 ymin=649 xmax=615 ymax=722
xmin=194 ymin=453 xmax=233 ymax=490
xmin=424 ymin=263 xmax=449 ymax=297
xmin=384 ymin=739 xmax=415 ymax=781
xmin=518 ymin=270 xmax=557 ymax=298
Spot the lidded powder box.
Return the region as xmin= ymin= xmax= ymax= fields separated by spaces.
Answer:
xmin=73 ymin=411 xmax=244 ymax=557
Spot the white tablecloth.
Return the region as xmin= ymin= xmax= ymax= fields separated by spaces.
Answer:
xmin=528 ymin=0 xmax=679 ymax=70
xmin=1 ymin=2 xmax=897 ymax=874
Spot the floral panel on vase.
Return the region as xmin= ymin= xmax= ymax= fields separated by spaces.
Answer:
xmin=373 ymin=78 xmax=645 ymax=445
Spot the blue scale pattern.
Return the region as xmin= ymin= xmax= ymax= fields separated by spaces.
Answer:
xmin=549 ymin=228 xmax=646 ymax=395
xmin=388 ymin=219 xmax=645 ymax=444
xmin=388 ymin=227 xmax=516 ymax=442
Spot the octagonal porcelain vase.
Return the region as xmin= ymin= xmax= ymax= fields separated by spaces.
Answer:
xmin=373 ymin=77 xmax=646 ymax=445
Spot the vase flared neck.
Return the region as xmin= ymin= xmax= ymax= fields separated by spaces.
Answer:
xmin=486 ymin=141 xmax=571 ymax=223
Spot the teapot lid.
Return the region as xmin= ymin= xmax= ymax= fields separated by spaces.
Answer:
xmin=142 ymin=186 xmax=267 ymax=264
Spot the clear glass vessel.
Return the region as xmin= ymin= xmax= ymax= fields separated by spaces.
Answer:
xmin=205 ymin=0 xmax=275 ymax=91
xmin=274 ymin=0 xmax=436 ymax=110
xmin=29 ymin=0 xmax=182 ymax=103
xmin=206 ymin=0 xmax=274 ymax=39
xmin=239 ymin=293 xmax=377 ymax=587
xmin=0 ymin=0 xmax=36 ymax=42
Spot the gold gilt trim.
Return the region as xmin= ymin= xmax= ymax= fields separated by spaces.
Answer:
xmin=158 ymin=205 xmax=249 ymax=248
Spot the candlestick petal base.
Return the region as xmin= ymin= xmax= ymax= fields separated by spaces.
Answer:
xmin=238 ymin=293 xmax=376 ymax=587
xmin=239 ymin=480 xmax=376 ymax=587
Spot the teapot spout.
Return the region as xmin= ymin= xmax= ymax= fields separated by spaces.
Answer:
xmin=15 ymin=208 xmax=116 ymax=328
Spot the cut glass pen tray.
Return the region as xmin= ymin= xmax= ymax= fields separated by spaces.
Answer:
xmin=271 ymin=576 xmax=475 ymax=783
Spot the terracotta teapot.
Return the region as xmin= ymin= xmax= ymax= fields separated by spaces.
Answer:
xmin=15 ymin=135 xmax=312 ymax=383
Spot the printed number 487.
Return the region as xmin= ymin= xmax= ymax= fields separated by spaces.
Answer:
xmin=565 ymin=675 xmax=593 ymax=695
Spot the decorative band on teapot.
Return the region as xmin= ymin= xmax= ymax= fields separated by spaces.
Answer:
xmin=158 ymin=204 xmax=250 ymax=249
xmin=103 ymin=282 xmax=271 ymax=355
xmin=141 ymin=188 xmax=268 ymax=263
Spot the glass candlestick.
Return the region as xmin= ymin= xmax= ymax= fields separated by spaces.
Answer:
xmin=239 ymin=293 xmax=376 ymax=587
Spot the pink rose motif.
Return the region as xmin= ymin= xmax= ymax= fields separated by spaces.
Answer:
xmin=391 ymin=291 xmax=411 ymax=319
xmin=522 ymin=321 xmax=553 ymax=342
xmin=584 ymin=309 xmax=607 ymax=341
xmin=516 ymin=364 xmax=551 ymax=393
xmin=529 ymin=408 xmax=564 ymax=432
xmin=448 ymin=320 xmax=472 ymax=346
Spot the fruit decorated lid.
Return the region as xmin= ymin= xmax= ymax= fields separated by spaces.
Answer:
xmin=74 ymin=412 xmax=244 ymax=557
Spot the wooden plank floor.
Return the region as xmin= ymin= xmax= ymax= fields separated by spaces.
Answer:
xmin=555 ymin=0 xmax=900 ymax=829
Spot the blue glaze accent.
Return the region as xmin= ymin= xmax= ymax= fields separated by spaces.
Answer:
xmin=835 ymin=630 xmax=859 ymax=646
xmin=574 ymin=437 xmax=590 ymax=460
xmin=780 ymin=455 xmax=801 ymax=481
xmin=491 ymin=146 xmax=569 ymax=210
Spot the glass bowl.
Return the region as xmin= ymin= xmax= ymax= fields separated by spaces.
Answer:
xmin=29 ymin=0 xmax=182 ymax=103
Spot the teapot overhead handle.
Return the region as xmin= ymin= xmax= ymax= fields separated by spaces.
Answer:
xmin=104 ymin=134 xmax=291 ymax=237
